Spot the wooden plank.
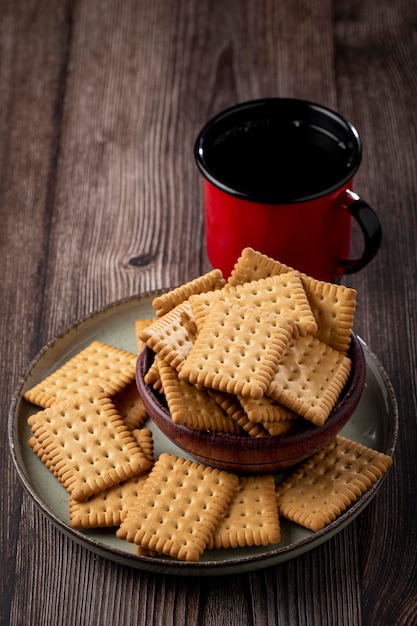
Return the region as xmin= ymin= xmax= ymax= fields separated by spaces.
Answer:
xmin=0 ymin=2 xmax=71 ymax=625
xmin=334 ymin=2 xmax=417 ymax=622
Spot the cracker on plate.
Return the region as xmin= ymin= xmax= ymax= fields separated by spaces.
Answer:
xmin=28 ymin=388 xmax=152 ymax=501
xmin=276 ymin=435 xmax=393 ymax=531
xmin=23 ymin=340 xmax=137 ymax=409
xmin=209 ymin=475 xmax=280 ymax=549
xmin=116 ymin=453 xmax=239 ymax=561
xmin=69 ymin=472 xmax=149 ymax=529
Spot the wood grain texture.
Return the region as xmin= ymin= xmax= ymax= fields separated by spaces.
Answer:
xmin=1 ymin=0 xmax=416 ymax=625
xmin=334 ymin=3 xmax=417 ymax=624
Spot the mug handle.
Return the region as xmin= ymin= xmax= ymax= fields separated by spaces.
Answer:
xmin=338 ymin=189 xmax=382 ymax=274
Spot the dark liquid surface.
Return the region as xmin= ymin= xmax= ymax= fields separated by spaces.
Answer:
xmin=203 ymin=120 xmax=355 ymax=201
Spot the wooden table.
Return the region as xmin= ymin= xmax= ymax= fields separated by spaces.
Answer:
xmin=2 ymin=1 xmax=416 ymax=624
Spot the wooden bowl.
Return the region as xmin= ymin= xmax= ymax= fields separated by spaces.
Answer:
xmin=136 ymin=333 xmax=366 ymax=473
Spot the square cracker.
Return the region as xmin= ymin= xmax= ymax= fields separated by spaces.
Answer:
xmin=227 ymin=248 xmax=356 ymax=354
xmin=190 ymin=272 xmax=317 ymax=337
xmin=139 ymin=301 xmax=197 ymax=371
xmin=276 ymin=435 xmax=393 ymax=531
xmin=157 ymin=358 xmax=241 ymax=434
xmin=179 ymin=303 xmax=294 ymax=398
xmin=69 ymin=473 xmax=149 ymax=529
xmin=228 ymin=247 xmax=293 ymax=286
xmin=27 ymin=389 xmax=152 ymax=501
xmin=151 ymin=269 xmax=226 ymax=317
xmin=208 ymin=475 xmax=280 ymax=549
xmin=23 ymin=340 xmax=137 ymax=409
xmin=267 ymin=335 xmax=352 ymax=426
xmin=116 ymin=453 xmax=239 ymax=562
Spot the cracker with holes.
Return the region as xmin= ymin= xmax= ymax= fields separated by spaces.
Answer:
xmin=157 ymin=357 xmax=242 ymax=434
xmin=139 ymin=301 xmax=197 ymax=371
xmin=69 ymin=472 xmax=149 ymax=529
xmin=301 ymin=277 xmax=357 ymax=354
xmin=116 ymin=453 xmax=239 ymax=562
xmin=276 ymin=435 xmax=393 ymax=531
xmin=190 ymin=271 xmax=317 ymax=337
xmin=179 ymin=303 xmax=294 ymax=398
xmin=151 ymin=269 xmax=226 ymax=317
xmin=27 ymin=389 xmax=152 ymax=501
xmin=28 ymin=435 xmax=59 ymax=477
xmin=229 ymin=248 xmax=357 ymax=352
xmin=208 ymin=475 xmax=280 ymax=549
xmin=23 ymin=340 xmax=137 ymax=409
xmin=228 ymin=246 xmax=294 ymax=286
xmin=267 ymin=335 xmax=352 ymax=426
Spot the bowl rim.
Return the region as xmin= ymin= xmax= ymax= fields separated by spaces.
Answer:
xmin=136 ymin=332 xmax=366 ymax=457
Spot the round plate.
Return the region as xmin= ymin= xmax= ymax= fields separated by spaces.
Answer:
xmin=8 ymin=293 xmax=398 ymax=576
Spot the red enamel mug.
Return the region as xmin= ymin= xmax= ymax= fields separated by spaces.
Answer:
xmin=194 ymin=98 xmax=382 ymax=281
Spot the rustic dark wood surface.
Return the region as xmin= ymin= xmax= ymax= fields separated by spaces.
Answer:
xmin=1 ymin=1 xmax=416 ymax=624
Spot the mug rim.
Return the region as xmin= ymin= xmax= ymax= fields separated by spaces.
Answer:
xmin=194 ymin=97 xmax=362 ymax=204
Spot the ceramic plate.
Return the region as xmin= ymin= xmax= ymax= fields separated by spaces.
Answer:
xmin=8 ymin=293 xmax=398 ymax=576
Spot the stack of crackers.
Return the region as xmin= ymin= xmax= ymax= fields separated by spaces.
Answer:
xmin=23 ymin=248 xmax=393 ymax=562
xmin=139 ymin=246 xmax=358 ymax=434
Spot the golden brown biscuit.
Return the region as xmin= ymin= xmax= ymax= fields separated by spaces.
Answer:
xmin=209 ymin=475 xmax=280 ymax=549
xmin=190 ymin=272 xmax=317 ymax=337
xmin=116 ymin=453 xmax=239 ymax=561
xmin=24 ymin=340 xmax=137 ymax=408
xmin=28 ymin=389 xmax=151 ymax=501
xmin=179 ymin=303 xmax=294 ymax=398
xmin=139 ymin=301 xmax=197 ymax=371
xmin=113 ymin=381 xmax=148 ymax=430
xmin=276 ymin=435 xmax=393 ymax=531
xmin=69 ymin=473 xmax=148 ymax=529
xmin=152 ymin=269 xmax=226 ymax=317
xmin=158 ymin=358 xmax=241 ymax=434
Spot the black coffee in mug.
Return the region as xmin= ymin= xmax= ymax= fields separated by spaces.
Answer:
xmin=200 ymin=99 xmax=358 ymax=203
xmin=195 ymin=98 xmax=382 ymax=280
